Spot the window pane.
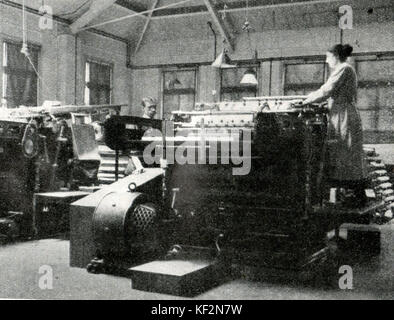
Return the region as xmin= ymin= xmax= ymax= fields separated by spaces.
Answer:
xmin=164 ymin=71 xmax=195 ymax=90
xmin=358 ymin=60 xmax=394 ymax=81
xmin=377 ymin=109 xmax=394 ymax=132
xmin=222 ymin=68 xmax=243 ymax=87
xmin=285 ymin=63 xmax=325 ymax=85
xmin=378 ymin=86 xmax=394 ymax=108
xmin=90 ymin=88 xmax=111 ymax=105
xmin=163 ymin=69 xmax=196 ymax=119
xmin=2 ymin=42 xmax=39 ymax=108
xmin=357 ymin=87 xmax=378 ymax=110
xmin=356 ymin=58 xmax=394 ymax=143
xmin=221 ymin=66 xmax=258 ymax=100
xmin=163 ymin=94 xmax=195 ymax=120
xmin=222 ymin=89 xmax=256 ymax=101
xmin=89 ymin=62 xmax=111 ymax=86
xmin=179 ymin=94 xmax=194 ymax=111
xmin=285 ymin=89 xmax=305 ymax=96
xmin=359 ymin=110 xmax=377 ymax=131
xmin=163 ymin=94 xmax=178 ymax=119
xmin=85 ymin=61 xmax=112 ymax=105
xmin=2 ymin=42 xmax=7 ymax=67
xmin=221 ymin=67 xmax=257 ymax=87
xmin=284 ymin=86 xmax=320 ymax=96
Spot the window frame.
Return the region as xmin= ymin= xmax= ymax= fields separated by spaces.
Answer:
xmin=283 ymin=58 xmax=328 ymax=95
xmin=220 ymin=63 xmax=260 ymax=101
xmin=354 ymin=54 xmax=394 ymax=144
xmin=83 ymin=57 xmax=114 ymax=106
xmin=1 ymin=39 xmax=41 ymax=108
xmin=161 ymin=67 xmax=198 ymax=119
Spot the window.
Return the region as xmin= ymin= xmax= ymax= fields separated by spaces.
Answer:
xmin=2 ymin=41 xmax=39 ymax=108
xmin=220 ymin=65 xmax=258 ymax=101
xmin=84 ymin=60 xmax=112 ymax=105
xmin=162 ymin=69 xmax=196 ymax=120
xmin=284 ymin=61 xmax=327 ymax=95
xmin=356 ymin=57 xmax=394 ymax=144
xmin=283 ymin=56 xmax=394 ymax=144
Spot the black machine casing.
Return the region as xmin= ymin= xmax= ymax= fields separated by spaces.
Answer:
xmin=92 ymin=98 xmax=380 ymax=273
xmin=0 ymin=120 xmax=35 ymax=235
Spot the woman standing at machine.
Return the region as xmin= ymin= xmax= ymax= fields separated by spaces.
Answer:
xmin=301 ymin=44 xmax=367 ymax=204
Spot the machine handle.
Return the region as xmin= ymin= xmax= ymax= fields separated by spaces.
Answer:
xmin=128 ymin=182 xmax=137 ymax=192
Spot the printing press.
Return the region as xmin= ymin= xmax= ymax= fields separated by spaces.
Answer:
xmin=0 ymin=104 xmax=123 ymax=239
xmin=71 ymin=96 xmax=385 ymax=295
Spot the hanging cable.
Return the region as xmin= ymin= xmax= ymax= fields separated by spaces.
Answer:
xmin=240 ymin=0 xmax=258 ymax=86
xmin=21 ymin=0 xmax=29 ymax=56
xmin=20 ymin=0 xmax=50 ymax=103
xmin=242 ymin=0 xmax=252 ymax=49
xmin=242 ymin=0 xmax=252 ymax=36
xmin=244 ymin=0 xmax=248 ymax=22
xmin=22 ymin=0 xmax=26 ymax=44
xmin=26 ymin=55 xmax=46 ymax=89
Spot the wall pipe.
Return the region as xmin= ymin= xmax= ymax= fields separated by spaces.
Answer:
xmin=207 ymin=21 xmax=217 ymax=62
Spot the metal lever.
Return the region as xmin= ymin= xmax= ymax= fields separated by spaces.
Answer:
xmin=171 ymin=188 xmax=180 ymax=209
xmin=215 ymin=233 xmax=224 ymax=257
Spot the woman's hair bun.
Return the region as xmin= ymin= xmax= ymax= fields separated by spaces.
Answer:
xmin=342 ymin=44 xmax=353 ymax=57
xmin=328 ymin=43 xmax=353 ymax=61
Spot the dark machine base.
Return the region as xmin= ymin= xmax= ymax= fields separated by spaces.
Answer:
xmin=125 ymin=224 xmax=382 ymax=296
xmin=337 ymin=223 xmax=381 ymax=256
xmin=126 ymin=245 xmax=333 ymax=297
xmin=231 ymin=246 xmax=337 ymax=286
xmin=129 ymin=259 xmax=229 ymax=297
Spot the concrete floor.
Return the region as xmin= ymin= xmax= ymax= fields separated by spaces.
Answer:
xmin=0 ymin=223 xmax=393 ymax=300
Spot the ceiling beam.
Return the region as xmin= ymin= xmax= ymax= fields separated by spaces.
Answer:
xmin=151 ymin=0 xmax=351 ymax=19
xmin=203 ymin=0 xmax=234 ymax=51
xmin=0 ymin=0 xmax=129 ymax=43
xmin=70 ymin=0 xmax=117 ymax=34
xmin=115 ymin=0 xmax=147 ymax=13
xmin=134 ymin=0 xmax=159 ymax=55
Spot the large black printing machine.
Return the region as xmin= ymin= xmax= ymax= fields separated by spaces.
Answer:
xmin=67 ymin=96 xmax=390 ymax=296
xmin=0 ymin=103 xmax=123 ymax=239
xmin=0 ymin=98 xmax=390 ymax=296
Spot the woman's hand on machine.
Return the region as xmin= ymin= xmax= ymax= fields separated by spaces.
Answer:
xmin=289 ymin=99 xmax=304 ymax=108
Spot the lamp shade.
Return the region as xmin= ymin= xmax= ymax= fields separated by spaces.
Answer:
xmin=212 ymin=49 xmax=236 ymax=69
xmin=240 ymin=68 xmax=258 ymax=85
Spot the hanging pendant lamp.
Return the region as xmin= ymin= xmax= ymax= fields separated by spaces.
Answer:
xmin=240 ymin=68 xmax=258 ymax=85
xmin=240 ymin=0 xmax=258 ymax=86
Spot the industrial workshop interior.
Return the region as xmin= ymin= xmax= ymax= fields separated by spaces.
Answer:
xmin=0 ymin=0 xmax=393 ymax=302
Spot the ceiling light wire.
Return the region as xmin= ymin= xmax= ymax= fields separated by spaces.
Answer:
xmin=20 ymin=0 xmax=50 ymax=102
